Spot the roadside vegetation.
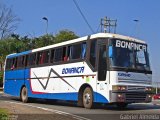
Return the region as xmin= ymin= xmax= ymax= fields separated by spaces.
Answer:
xmin=0 ymin=71 xmax=3 ymax=87
xmin=0 ymin=108 xmax=8 ymax=120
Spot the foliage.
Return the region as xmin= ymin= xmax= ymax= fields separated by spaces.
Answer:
xmin=55 ymin=30 xmax=79 ymax=43
xmin=0 ymin=29 xmax=78 ymax=53
xmin=0 ymin=108 xmax=8 ymax=120
xmin=0 ymin=71 xmax=3 ymax=86
xmin=33 ymin=34 xmax=55 ymax=48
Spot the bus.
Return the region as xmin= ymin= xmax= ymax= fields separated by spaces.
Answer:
xmin=3 ymin=33 xmax=152 ymax=109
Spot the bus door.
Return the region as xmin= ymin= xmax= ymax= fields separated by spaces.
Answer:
xmin=96 ymin=40 xmax=109 ymax=102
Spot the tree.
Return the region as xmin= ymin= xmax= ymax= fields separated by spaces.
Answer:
xmin=33 ymin=34 xmax=55 ymax=48
xmin=0 ymin=3 xmax=20 ymax=39
xmin=32 ymin=30 xmax=79 ymax=48
xmin=55 ymin=29 xmax=79 ymax=43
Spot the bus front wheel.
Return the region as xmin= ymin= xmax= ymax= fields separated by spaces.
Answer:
xmin=83 ymin=87 xmax=93 ymax=109
xmin=20 ymin=87 xmax=28 ymax=103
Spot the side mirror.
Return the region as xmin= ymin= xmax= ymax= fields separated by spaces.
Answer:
xmin=109 ymin=46 xmax=113 ymax=58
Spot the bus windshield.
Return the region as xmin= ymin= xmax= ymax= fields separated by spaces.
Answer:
xmin=110 ymin=39 xmax=150 ymax=71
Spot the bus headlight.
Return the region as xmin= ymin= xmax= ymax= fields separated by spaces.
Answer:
xmin=112 ymin=85 xmax=127 ymax=91
xmin=145 ymin=87 xmax=152 ymax=91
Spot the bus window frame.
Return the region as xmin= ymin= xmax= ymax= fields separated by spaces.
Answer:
xmin=52 ymin=41 xmax=87 ymax=65
xmin=5 ymin=41 xmax=88 ymax=70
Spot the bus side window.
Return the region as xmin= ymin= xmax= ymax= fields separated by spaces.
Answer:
xmin=5 ymin=59 xmax=9 ymax=70
xmin=70 ymin=44 xmax=81 ymax=60
xmin=11 ymin=58 xmax=17 ymax=70
xmin=25 ymin=55 xmax=29 ymax=67
xmin=22 ymin=56 xmax=25 ymax=67
xmin=43 ymin=50 xmax=50 ymax=64
xmin=37 ymin=51 xmax=43 ymax=65
xmin=37 ymin=50 xmax=50 ymax=65
xmin=89 ymin=40 xmax=97 ymax=69
xmin=81 ymin=42 xmax=86 ymax=59
xmin=54 ymin=48 xmax=63 ymax=62
xmin=67 ymin=46 xmax=71 ymax=61
xmin=68 ymin=46 xmax=72 ymax=60
xmin=6 ymin=59 xmax=12 ymax=70
xmin=17 ymin=56 xmax=25 ymax=68
xmin=50 ymin=49 xmax=54 ymax=63
xmin=62 ymin=47 xmax=67 ymax=61
xmin=28 ymin=53 xmax=36 ymax=66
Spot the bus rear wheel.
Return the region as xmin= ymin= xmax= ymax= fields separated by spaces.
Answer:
xmin=20 ymin=87 xmax=28 ymax=103
xmin=83 ymin=87 xmax=93 ymax=109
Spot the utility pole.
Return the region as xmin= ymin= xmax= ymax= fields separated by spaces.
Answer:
xmin=100 ymin=16 xmax=117 ymax=33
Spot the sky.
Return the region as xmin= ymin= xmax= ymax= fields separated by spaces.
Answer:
xmin=1 ymin=0 xmax=160 ymax=84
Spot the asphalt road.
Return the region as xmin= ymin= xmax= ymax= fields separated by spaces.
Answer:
xmin=0 ymin=93 xmax=160 ymax=120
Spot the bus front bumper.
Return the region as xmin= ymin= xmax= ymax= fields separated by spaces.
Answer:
xmin=110 ymin=91 xmax=153 ymax=103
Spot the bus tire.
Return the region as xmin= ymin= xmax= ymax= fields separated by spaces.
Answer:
xmin=20 ymin=87 xmax=28 ymax=103
xmin=83 ymin=87 xmax=93 ymax=109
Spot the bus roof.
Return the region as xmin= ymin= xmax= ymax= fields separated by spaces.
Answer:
xmin=7 ymin=50 xmax=31 ymax=58
xmin=32 ymin=33 xmax=146 ymax=52
xmin=6 ymin=32 xmax=146 ymax=58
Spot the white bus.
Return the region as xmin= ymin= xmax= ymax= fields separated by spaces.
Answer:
xmin=4 ymin=33 xmax=152 ymax=109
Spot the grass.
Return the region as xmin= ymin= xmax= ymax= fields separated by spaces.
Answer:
xmin=0 ymin=108 xmax=8 ymax=120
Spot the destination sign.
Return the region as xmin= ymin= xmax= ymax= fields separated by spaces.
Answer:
xmin=115 ymin=40 xmax=147 ymax=52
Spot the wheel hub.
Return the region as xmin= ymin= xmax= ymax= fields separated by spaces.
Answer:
xmin=84 ymin=93 xmax=91 ymax=104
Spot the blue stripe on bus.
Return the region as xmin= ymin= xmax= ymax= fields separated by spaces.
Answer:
xmin=25 ymin=78 xmax=109 ymax=103
xmin=7 ymin=50 xmax=31 ymax=58
xmin=94 ymin=92 xmax=109 ymax=103
xmin=27 ymin=92 xmax=108 ymax=103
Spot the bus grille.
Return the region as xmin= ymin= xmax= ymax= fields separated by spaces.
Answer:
xmin=125 ymin=92 xmax=146 ymax=102
xmin=127 ymin=86 xmax=145 ymax=92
